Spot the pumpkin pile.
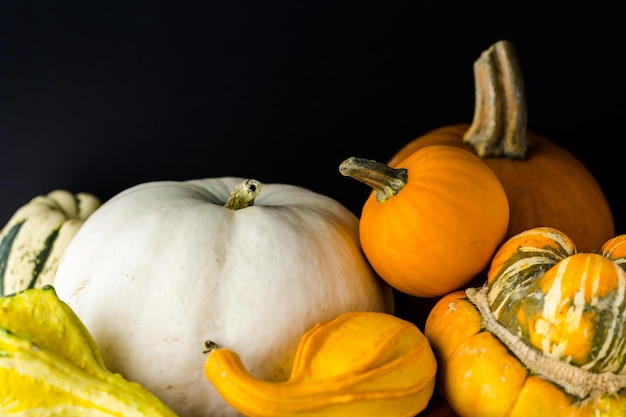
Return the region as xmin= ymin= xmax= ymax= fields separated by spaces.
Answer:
xmin=0 ymin=39 xmax=619 ymax=417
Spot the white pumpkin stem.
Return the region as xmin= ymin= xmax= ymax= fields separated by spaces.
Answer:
xmin=339 ymin=157 xmax=408 ymax=203
xmin=462 ymin=39 xmax=528 ymax=160
xmin=224 ymin=179 xmax=262 ymax=210
xmin=466 ymin=286 xmax=626 ymax=399
xmin=203 ymin=340 xmax=220 ymax=354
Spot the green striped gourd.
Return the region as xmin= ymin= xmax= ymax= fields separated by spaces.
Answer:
xmin=487 ymin=226 xmax=626 ymax=373
xmin=0 ymin=190 xmax=100 ymax=295
xmin=424 ymin=227 xmax=626 ymax=417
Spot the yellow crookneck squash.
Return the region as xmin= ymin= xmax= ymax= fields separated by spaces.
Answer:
xmin=0 ymin=190 xmax=100 ymax=295
xmin=53 ymin=177 xmax=393 ymax=417
xmin=340 ymin=145 xmax=509 ymax=298
xmin=388 ymin=40 xmax=614 ymax=254
xmin=425 ymin=227 xmax=626 ymax=417
xmin=204 ymin=311 xmax=437 ymax=417
xmin=0 ymin=286 xmax=178 ymax=416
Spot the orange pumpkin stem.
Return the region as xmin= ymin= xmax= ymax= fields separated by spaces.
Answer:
xmin=463 ymin=40 xmax=528 ymax=160
xmin=339 ymin=157 xmax=408 ymax=203
xmin=224 ymin=179 xmax=262 ymax=210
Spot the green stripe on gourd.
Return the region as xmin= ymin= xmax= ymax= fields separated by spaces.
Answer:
xmin=487 ymin=227 xmax=577 ymax=319
xmin=0 ymin=190 xmax=101 ymax=296
xmin=30 ymin=227 xmax=61 ymax=290
xmin=0 ymin=222 xmax=24 ymax=294
xmin=483 ymin=227 xmax=626 ymax=374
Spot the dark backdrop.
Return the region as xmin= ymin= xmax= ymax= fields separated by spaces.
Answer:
xmin=1 ymin=2 xmax=623 ymax=234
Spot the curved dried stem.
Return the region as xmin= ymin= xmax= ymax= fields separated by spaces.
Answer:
xmin=463 ymin=40 xmax=528 ymax=159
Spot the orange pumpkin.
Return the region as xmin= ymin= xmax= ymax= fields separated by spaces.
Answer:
xmin=388 ymin=40 xmax=614 ymax=254
xmin=425 ymin=227 xmax=626 ymax=417
xmin=339 ymin=144 xmax=509 ymax=298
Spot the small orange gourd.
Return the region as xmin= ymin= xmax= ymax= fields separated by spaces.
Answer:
xmin=340 ymin=145 xmax=509 ymax=298
xmin=388 ymin=40 xmax=614 ymax=253
xmin=425 ymin=227 xmax=626 ymax=417
xmin=204 ymin=311 xmax=437 ymax=417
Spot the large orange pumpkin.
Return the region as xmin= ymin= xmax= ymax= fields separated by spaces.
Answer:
xmin=340 ymin=144 xmax=509 ymax=298
xmin=388 ymin=40 xmax=614 ymax=254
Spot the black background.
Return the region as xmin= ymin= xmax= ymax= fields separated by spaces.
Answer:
xmin=1 ymin=2 xmax=624 ymax=235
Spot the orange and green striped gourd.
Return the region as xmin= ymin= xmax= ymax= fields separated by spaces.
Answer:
xmin=425 ymin=227 xmax=626 ymax=416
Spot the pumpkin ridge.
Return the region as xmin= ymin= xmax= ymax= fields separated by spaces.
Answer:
xmin=602 ymin=235 xmax=626 ymax=270
xmin=71 ymin=192 xmax=81 ymax=217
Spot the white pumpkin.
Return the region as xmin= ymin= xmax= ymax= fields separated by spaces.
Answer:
xmin=53 ymin=177 xmax=393 ymax=417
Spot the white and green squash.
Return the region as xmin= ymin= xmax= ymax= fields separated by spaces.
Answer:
xmin=0 ymin=189 xmax=101 ymax=295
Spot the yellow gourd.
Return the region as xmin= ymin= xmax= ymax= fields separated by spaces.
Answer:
xmin=204 ymin=311 xmax=437 ymax=417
